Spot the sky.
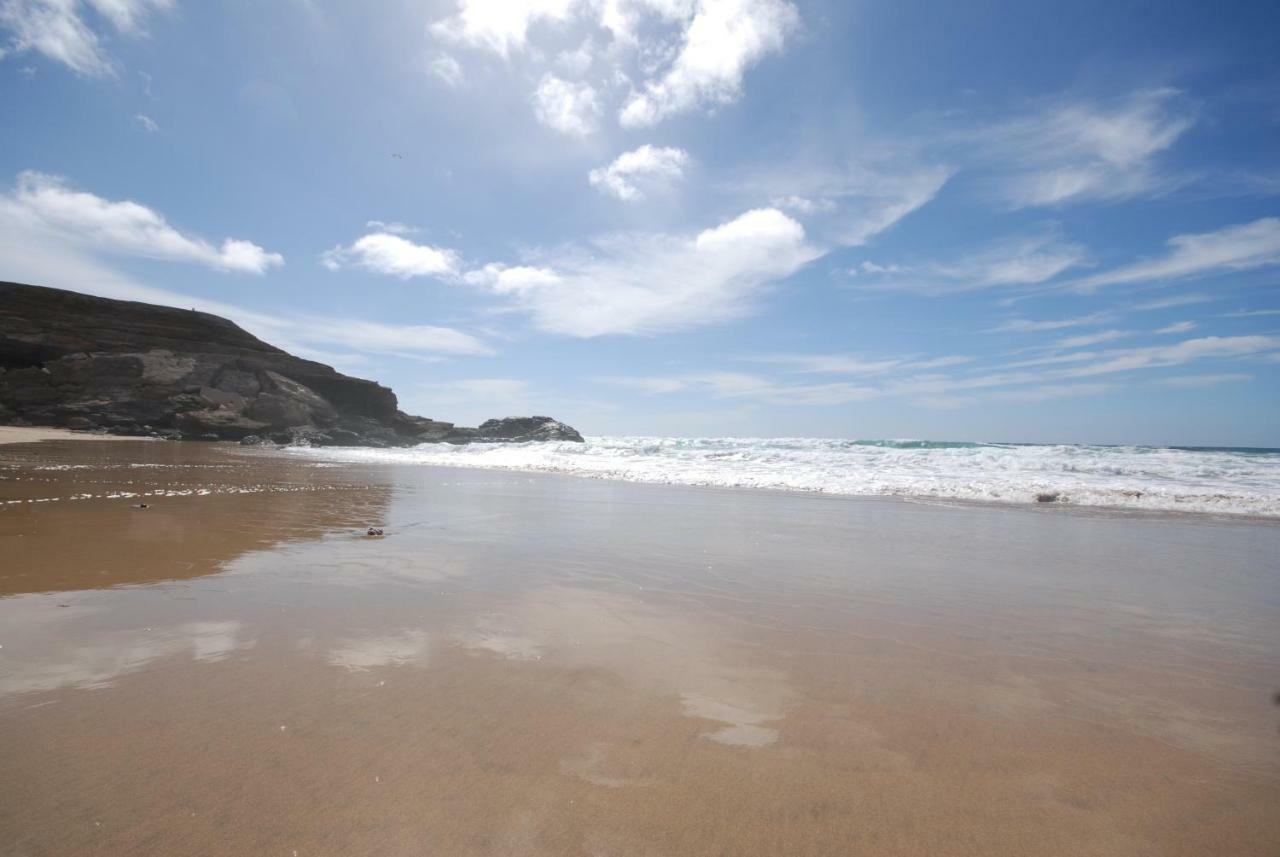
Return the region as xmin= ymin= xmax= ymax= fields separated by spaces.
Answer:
xmin=0 ymin=0 xmax=1278 ymax=446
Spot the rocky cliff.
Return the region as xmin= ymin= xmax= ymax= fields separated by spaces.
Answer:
xmin=0 ymin=282 xmax=583 ymax=446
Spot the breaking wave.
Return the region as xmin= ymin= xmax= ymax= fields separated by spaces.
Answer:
xmin=286 ymin=436 xmax=1280 ymax=517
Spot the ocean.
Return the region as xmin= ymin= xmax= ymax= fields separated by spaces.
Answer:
xmin=287 ymin=436 xmax=1280 ymax=518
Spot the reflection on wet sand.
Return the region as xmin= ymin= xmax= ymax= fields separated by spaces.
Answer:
xmin=0 ymin=440 xmax=391 ymax=595
xmin=1 ymin=445 xmax=1279 ymax=855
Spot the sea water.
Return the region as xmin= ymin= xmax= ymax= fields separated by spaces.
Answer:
xmin=288 ymin=437 xmax=1280 ymax=517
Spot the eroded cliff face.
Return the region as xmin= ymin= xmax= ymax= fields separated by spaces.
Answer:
xmin=0 ymin=282 xmax=583 ymax=446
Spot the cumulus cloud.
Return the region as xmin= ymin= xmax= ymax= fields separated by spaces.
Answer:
xmin=589 ymin=144 xmax=688 ymax=200
xmin=968 ymin=89 xmax=1195 ymax=207
xmin=531 ymin=74 xmax=600 ymax=136
xmin=430 ymin=0 xmax=576 ymax=57
xmin=0 ymin=0 xmax=173 ymax=76
xmin=618 ymin=0 xmax=799 ymax=127
xmin=4 ymin=171 xmax=282 ymax=273
xmin=466 ymin=207 xmax=820 ymax=336
xmin=1065 ymin=217 xmax=1280 ymax=292
xmin=462 ymin=263 xmax=562 ymax=294
xmin=0 ymin=204 xmax=492 ymax=359
xmin=429 ymin=0 xmax=799 ymax=130
xmin=322 ymin=231 xmax=460 ymax=278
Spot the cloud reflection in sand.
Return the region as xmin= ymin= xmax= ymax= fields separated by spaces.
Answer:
xmin=0 ymin=620 xmax=252 ymax=697
xmin=454 ymin=585 xmax=792 ymax=750
xmin=327 ymin=630 xmax=432 ymax=671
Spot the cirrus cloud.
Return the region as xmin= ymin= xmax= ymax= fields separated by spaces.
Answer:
xmin=1064 ymin=217 xmax=1280 ymax=292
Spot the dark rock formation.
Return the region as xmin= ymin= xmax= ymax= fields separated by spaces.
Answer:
xmin=449 ymin=416 xmax=585 ymax=444
xmin=0 ymin=282 xmax=583 ymax=447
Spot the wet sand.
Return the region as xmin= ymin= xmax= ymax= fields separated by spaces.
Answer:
xmin=1 ymin=440 xmax=1278 ymax=856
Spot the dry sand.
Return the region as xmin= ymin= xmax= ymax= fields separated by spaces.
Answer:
xmin=1 ymin=440 xmax=1278 ymax=856
xmin=0 ymin=426 xmax=139 ymax=445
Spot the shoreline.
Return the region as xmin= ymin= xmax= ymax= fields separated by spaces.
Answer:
xmin=1 ymin=430 xmax=1276 ymax=522
xmin=269 ymin=443 xmax=1280 ymax=524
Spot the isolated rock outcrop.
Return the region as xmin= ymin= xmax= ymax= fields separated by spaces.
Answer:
xmin=0 ymin=282 xmax=583 ymax=447
xmin=448 ymin=416 xmax=585 ymax=443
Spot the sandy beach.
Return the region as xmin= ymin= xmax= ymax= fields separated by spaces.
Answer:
xmin=0 ymin=426 xmax=139 ymax=446
xmin=2 ymin=438 xmax=1278 ymax=856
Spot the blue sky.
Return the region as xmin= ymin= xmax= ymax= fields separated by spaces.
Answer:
xmin=1 ymin=0 xmax=1277 ymax=445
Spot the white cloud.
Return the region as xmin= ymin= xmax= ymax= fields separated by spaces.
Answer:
xmin=364 ymin=219 xmax=418 ymax=235
xmin=742 ymin=353 xmax=971 ymax=376
xmin=967 ymin=90 xmax=1194 ymax=207
xmin=1130 ymin=293 xmax=1214 ymax=311
xmin=531 ymin=74 xmax=600 ymax=136
xmin=467 ymin=207 xmax=820 ymax=336
xmin=133 ymin=112 xmax=158 ymax=132
xmin=856 ymin=233 xmax=1087 ymax=294
xmin=430 ymin=0 xmax=577 ymax=57
xmin=589 ymin=144 xmax=688 ymax=200
xmin=0 ymin=0 xmax=172 ymax=76
xmin=1054 ymin=335 xmax=1280 ymax=379
xmin=983 ymin=383 xmax=1117 ymax=403
xmin=1051 ymin=330 xmax=1130 ymax=349
xmin=555 ymin=38 xmax=594 ymax=75
xmin=599 ymin=331 xmax=1277 ymax=411
xmin=1219 ymin=308 xmax=1280 ymax=318
xmin=428 ymin=0 xmax=798 ymax=130
xmin=1155 ymin=320 xmax=1195 ymax=335
xmin=600 ymin=371 xmax=880 ymax=406
xmin=426 ymin=52 xmax=464 ymax=87
xmin=618 ymin=0 xmax=798 ymax=127
xmin=744 ymin=354 xmax=905 ymax=376
xmin=322 ymin=231 xmax=460 ymax=279
xmin=1158 ymin=373 xmax=1252 ymax=388
xmin=293 ymin=318 xmax=492 ymax=357
xmin=463 ymin=263 xmax=561 ymax=294
xmin=0 ymin=204 xmax=493 ymax=359
xmin=836 ymin=167 xmax=951 ymax=247
xmin=1066 ymin=217 xmax=1280 ymax=292
xmin=988 ymin=313 xmax=1112 ymax=333
xmin=746 ymin=162 xmax=949 ymax=248
xmin=5 ymin=171 xmax=282 ymax=273
xmin=86 ymin=0 xmax=170 ymax=33
xmin=770 ymin=195 xmax=836 ymax=215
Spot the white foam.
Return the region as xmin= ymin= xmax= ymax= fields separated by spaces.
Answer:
xmin=285 ymin=437 xmax=1280 ymax=518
